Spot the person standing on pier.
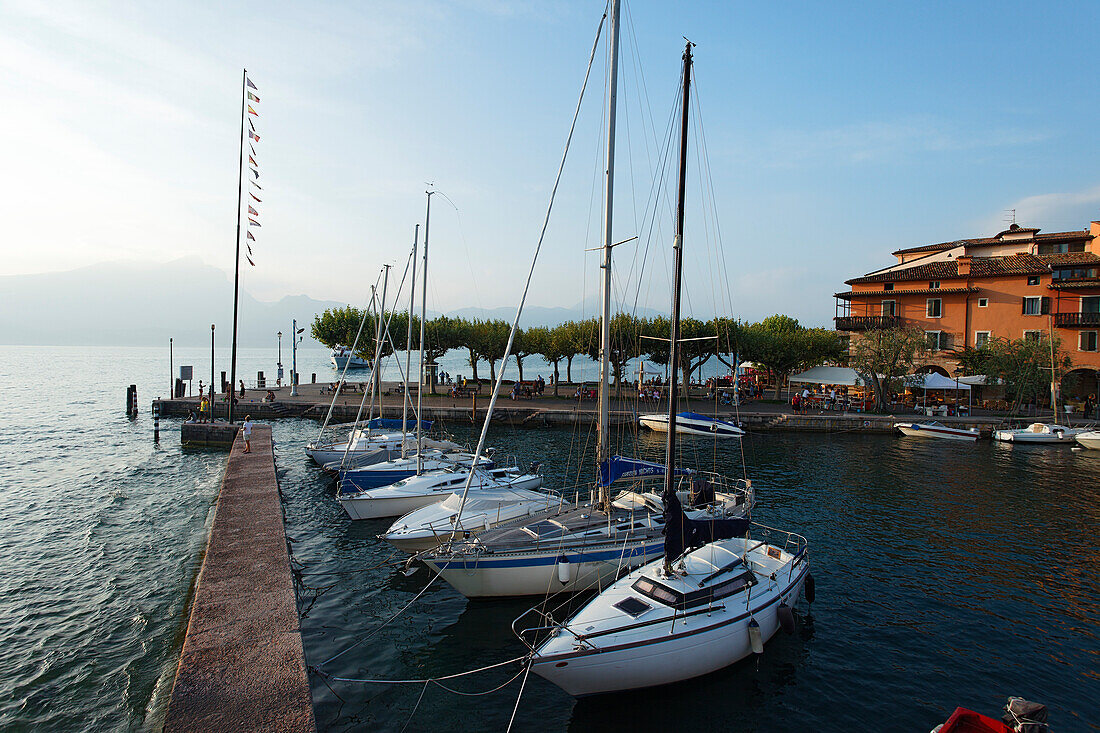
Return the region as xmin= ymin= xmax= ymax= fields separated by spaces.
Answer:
xmin=242 ymin=415 xmax=253 ymax=454
xmin=239 ymin=380 xmax=245 ymax=399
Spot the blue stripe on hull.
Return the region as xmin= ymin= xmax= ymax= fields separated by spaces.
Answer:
xmin=338 ymin=469 xmax=416 ymax=494
xmin=431 ymin=541 xmax=664 ymax=570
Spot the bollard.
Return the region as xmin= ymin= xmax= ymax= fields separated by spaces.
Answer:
xmin=257 ymin=371 xmax=265 ymax=388
xmin=311 ymin=373 xmax=316 ymax=384
xmin=126 ymin=385 xmax=135 ymax=416
xmin=221 ymin=371 xmax=227 ymax=394
xmin=153 ymin=401 xmax=160 ymax=442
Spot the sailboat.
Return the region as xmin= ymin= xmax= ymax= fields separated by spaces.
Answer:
xmin=522 ymin=40 xmax=812 ymax=696
xmin=420 ymin=3 xmax=752 ymax=599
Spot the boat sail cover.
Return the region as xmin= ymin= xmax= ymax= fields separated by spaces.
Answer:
xmin=663 ymin=486 xmax=751 ymax=561
xmin=598 ymin=456 xmax=695 ymax=487
xmin=365 ymin=417 xmax=435 ymax=431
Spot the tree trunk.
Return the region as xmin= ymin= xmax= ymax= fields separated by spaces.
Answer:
xmin=467 ymin=349 xmax=479 ymax=382
xmin=489 ymin=359 xmax=497 ymax=384
xmin=773 ymin=371 xmax=788 ymax=400
xmin=566 ymin=356 xmax=574 ymax=384
xmin=552 ymin=361 xmax=560 ymax=397
xmin=516 ymin=354 xmax=524 ymax=383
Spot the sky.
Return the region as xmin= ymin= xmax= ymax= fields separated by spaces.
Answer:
xmin=3 ymin=0 xmax=1100 ymax=328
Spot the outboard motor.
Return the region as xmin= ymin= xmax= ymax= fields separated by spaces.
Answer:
xmin=1002 ymin=697 xmax=1049 ymax=733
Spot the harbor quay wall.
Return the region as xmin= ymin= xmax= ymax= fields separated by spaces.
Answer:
xmin=163 ymin=424 xmax=316 ymax=732
xmin=153 ymin=397 xmax=1014 ymax=436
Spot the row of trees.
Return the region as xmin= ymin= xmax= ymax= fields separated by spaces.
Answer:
xmin=312 ymin=308 xmax=845 ymax=397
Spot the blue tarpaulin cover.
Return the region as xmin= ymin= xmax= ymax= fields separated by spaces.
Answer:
xmin=598 ymin=455 xmax=695 ymax=487
xmin=365 ymin=417 xmax=434 ymax=431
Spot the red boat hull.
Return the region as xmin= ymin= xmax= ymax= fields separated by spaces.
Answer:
xmin=939 ymin=707 xmax=1011 ymax=733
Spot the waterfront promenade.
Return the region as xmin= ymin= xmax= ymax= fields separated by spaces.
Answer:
xmin=163 ymin=424 xmax=315 ymax=732
xmin=153 ymin=382 xmax=1082 ymax=436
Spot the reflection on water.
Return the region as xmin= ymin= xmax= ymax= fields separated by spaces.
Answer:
xmin=280 ymin=421 xmax=1100 ymax=732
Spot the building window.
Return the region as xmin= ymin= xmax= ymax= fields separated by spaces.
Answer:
xmin=881 ymin=300 xmax=896 ymax=316
xmin=1024 ymin=330 xmax=1041 ymax=342
xmin=1038 ymin=241 xmax=1085 ymax=255
xmin=926 ymin=298 xmax=942 ymax=318
xmin=925 ymin=331 xmax=949 ymax=351
xmin=975 ymin=331 xmax=991 ymax=348
xmin=1027 ymin=275 xmax=1040 ymax=286
xmin=884 ymin=283 xmax=894 ymax=291
xmin=1080 ymin=332 xmax=1098 ymax=352
xmin=978 ymin=298 xmax=989 ymax=307
xmin=929 ymin=281 xmax=940 ymax=289
xmin=1022 ymin=296 xmax=1042 ymax=316
xmin=1083 ymin=296 xmax=1100 ymax=314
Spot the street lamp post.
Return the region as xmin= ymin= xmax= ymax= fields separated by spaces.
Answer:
xmin=954 ymin=367 xmax=961 ymax=416
xmin=277 ymin=331 xmax=283 ymax=387
xmin=292 ymin=320 xmax=304 ymax=396
xmin=210 ymin=324 xmax=215 ymax=408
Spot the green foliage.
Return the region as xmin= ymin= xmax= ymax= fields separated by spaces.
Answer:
xmin=849 ymin=325 xmax=929 ymax=412
xmin=955 ymin=336 xmax=1073 ymax=411
xmin=745 ymin=315 xmax=844 ymax=397
xmin=311 ymin=306 xmax=398 ymax=364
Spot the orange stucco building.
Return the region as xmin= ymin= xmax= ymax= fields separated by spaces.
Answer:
xmin=835 ymin=222 xmax=1100 ymax=395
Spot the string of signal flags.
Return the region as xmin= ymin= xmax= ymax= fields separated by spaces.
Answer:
xmin=244 ymin=75 xmax=261 ymax=266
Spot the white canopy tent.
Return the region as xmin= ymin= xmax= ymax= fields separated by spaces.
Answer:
xmin=788 ymin=366 xmax=866 ymax=387
xmin=919 ymin=373 xmax=971 ymax=391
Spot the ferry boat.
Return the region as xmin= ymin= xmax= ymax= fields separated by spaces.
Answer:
xmin=330 ymin=345 xmax=369 ymax=369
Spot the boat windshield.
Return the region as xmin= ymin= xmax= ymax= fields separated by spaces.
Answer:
xmin=632 ymin=569 xmax=756 ymax=611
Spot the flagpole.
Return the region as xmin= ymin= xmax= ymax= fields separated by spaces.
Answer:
xmin=228 ymin=67 xmax=247 ymax=426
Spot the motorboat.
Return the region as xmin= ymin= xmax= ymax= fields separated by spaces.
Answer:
xmin=381 ymin=481 xmax=559 ymax=550
xmin=639 ymin=411 xmax=745 ymax=438
xmin=1075 ymin=430 xmax=1100 ymax=449
xmin=337 ymin=451 xmax=492 ymax=494
xmin=931 ymin=697 xmax=1048 ymax=733
xmin=992 ymin=423 xmax=1085 ymax=444
xmin=421 ymin=462 xmax=754 ymax=598
xmin=330 ymin=345 xmax=369 ymax=369
xmin=338 ymin=463 xmax=535 ymax=521
xmin=520 ymin=509 xmax=810 ymax=695
xmin=894 ymin=421 xmax=980 ymax=442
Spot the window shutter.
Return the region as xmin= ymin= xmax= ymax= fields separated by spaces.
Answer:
xmin=1081 ymin=333 xmax=1088 ymax=351
xmin=1041 ymin=297 xmax=1051 ymax=315
xmin=1021 ymin=297 xmax=1027 ymax=314
xmin=941 ymin=332 xmax=951 ymax=351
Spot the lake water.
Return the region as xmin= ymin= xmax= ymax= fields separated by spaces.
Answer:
xmin=1 ymin=345 xmax=1097 ymax=731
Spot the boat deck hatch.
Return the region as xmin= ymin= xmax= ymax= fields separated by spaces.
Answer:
xmin=612 ymin=596 xmax=651 ymax=618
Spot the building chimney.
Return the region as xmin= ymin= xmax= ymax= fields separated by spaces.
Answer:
xmin=956 ymin=255 xmax=971 ymax=276
xmin=1090 ymin=221 xmax=1100 ymax=254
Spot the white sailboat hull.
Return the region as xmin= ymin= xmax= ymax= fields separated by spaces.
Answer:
xmin=528 ymin=535 xmax=808 ymax=696
xmin=894 ymin=422 xmax=979 ymax=442
xmin=340 ymin=492 xmax=444 ymax=521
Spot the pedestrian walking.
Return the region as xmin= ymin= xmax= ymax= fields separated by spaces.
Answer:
xmin=242 ymin=415 xmax=253 ymax=454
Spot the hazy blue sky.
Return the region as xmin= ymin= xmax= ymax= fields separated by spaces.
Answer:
xmin=3 ymin=0 xmax=1100 ymax=327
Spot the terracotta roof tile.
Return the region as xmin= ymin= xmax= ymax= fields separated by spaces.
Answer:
xmin=1038 ymin=252 xmax=1100 ymax=266
xmin=889 ymin=229 xmax=1091 ymax=256
xmin=1048 ymin=280 xmax=1100 ymax=290
xmin=848 ymin=253 xmax=1053 ymax=285
xmin=836 ymin=286 xmax=977 ymax=300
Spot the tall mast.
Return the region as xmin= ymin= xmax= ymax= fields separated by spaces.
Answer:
xmin=597 ymin=0 xmax=621 ymax=510
xmin=663 ymin=41 xmax=693 ymax=499
xmin=402 ymin=225 xmax=419 ymax=459
xmin=417 ymin=192 xmax=434 ymax=475
xmin=374 ymin=264 xmax=391 ymax=425
xmin=228 ymin=68 xmax=247 ymax=425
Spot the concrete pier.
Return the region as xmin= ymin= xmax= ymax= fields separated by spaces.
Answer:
xmin=164 ymin=424 xmax=315 ymax=732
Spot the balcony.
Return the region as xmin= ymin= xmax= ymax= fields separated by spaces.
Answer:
xmin=835 ymin=315 xmax=903 ymax=331
xmin=1054 ymin=312 xmax=1100 ymax=328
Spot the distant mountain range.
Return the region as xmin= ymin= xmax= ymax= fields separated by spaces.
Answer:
xmin=0 ymin=258 xmax=654 ymax=346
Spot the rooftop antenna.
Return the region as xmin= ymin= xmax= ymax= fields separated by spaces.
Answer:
xmin=1004 ymin=208 xmax=1017 ymax=226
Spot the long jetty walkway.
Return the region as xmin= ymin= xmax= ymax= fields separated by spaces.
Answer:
xmin=163 ymin=424 xmax=315 ymax=732
xmin=152 ymin=382 xmax=1074 ymax=436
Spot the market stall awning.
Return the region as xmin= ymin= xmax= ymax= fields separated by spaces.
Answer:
xmin=788 ymin=366 xmax=865 ymax=387
xmin=918 ymin=373 xmax=971 ymax=390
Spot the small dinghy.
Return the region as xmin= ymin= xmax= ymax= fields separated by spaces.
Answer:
xmin=639 ymin=411 xmax=745 ymax=438
xmin=520 ymin=486 xmax=809 ymax=696
xmin=993 ymin=423 xmax=1084 ymax=444
xmin=894 ymin=421 xmax=980 ymax=442
xmin=931 ymin=696 xmax=1049 ymax=733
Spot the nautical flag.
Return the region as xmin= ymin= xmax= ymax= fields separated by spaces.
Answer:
xmin=249 ymin=218 xmax=261 ymax=227
xmin=247 ymin=230 xmax=256 ymax=241
xmin=248 ymin=105 xmax=258 ymax=116
xmin=248 ymin=205 xmax=259 ymax=216
xmin=248 ymin=92 xmax=259 ymax=102
xmin=247 ymin=255 xmax=255 ymax=266
xmin=250 ymin=192 xmax=261 ymax=202
xmin=250 ymin=168 xmax=259 ymax=179
xmin=249 ymin=131 xmax=260 ymax=142
xmin=249 ymin=155 xmax=257 ymax=166
xmin=248 ymin=117 xmax=255 ymax=132
xmin=246 ymin=78 xmax=258 ymax=90
xmin=250 ymin=180 xmax=262 ymax=189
